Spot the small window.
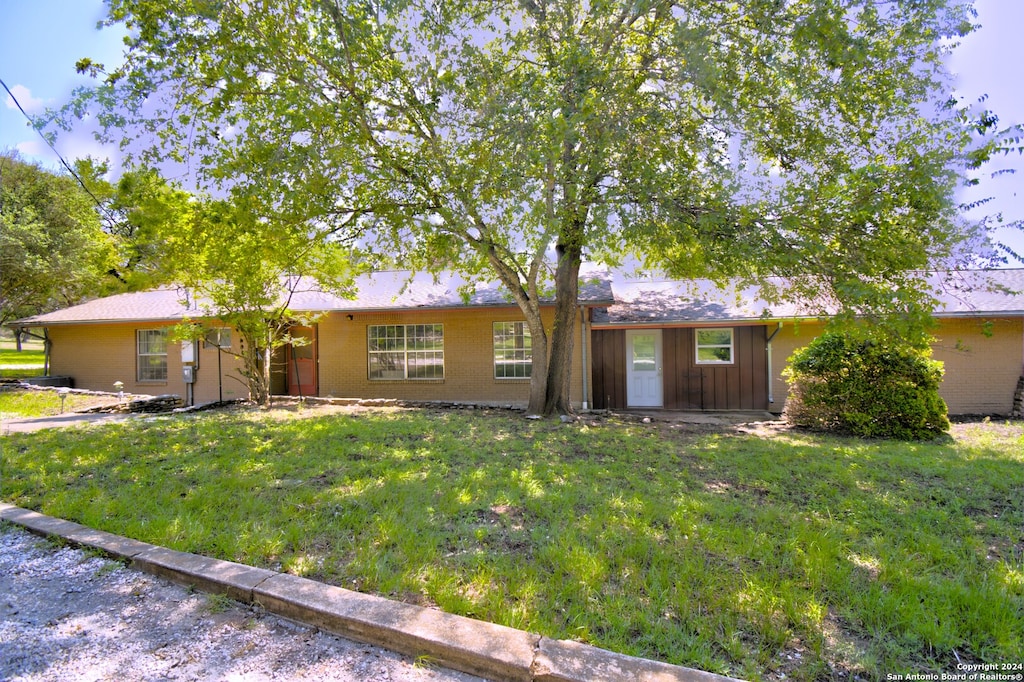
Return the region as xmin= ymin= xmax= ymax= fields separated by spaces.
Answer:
xmin=494 ymin=322 xmax=532 ymax=378
xmin=695 ymin=328 xmax=734 ymax=364
xmin=137 ymin=329 xmax=168 ymax=381
xmin=368 ymin=324 xmax=444 ymax=380
xmin=203 ymin=328 xmax=232 ymax=350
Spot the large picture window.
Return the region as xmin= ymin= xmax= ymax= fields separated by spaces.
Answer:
xmin=695 ymin=328 xmax=734 ymax=364
xmin=494 ymin=322 xmax=532 ymax=378
xmin=137 ymin=329 xmax=168 ymax=381
xmin=368 ymin=324 xmax=444 ymax=379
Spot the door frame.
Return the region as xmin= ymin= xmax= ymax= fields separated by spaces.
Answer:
xmin=625 ymin=329 xmax=663 ymax=408
xmin=286 ymin=325 xmax=318 ymax=397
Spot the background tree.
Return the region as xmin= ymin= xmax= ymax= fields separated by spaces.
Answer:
xmin=0 ymin=151 xmax=114 ymax=325
xmin=74 ymin=158 xmax=188 ymax=291
xmin=67 ymin=0 xmax=995 ymax=414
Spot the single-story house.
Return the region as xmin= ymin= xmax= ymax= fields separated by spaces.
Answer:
xmin=10 ymin=269 xmax=1024 ymax=416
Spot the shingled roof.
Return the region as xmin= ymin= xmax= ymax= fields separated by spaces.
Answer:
xmin=590 ymin=269 xmax=1024 ymax=326
xmin=10 ymin=270 xmax=616 ymax=326
xmin=11 ymin=269 xmax=1023 ymax=328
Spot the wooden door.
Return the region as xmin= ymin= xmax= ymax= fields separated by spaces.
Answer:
xmin=286 ymin=326 xmax=318 ymax=397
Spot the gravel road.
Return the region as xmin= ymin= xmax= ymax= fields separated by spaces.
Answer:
xmin=0 ymin=524 xmax=485 ymax=682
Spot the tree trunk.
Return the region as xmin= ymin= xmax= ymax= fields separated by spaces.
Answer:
xmin=522 ymin=303 xmax=549 ymax=415
xmin=543 ymin=241 xmax=582 ymax=416
xmin=259 ymin=343 xmax=272 ymax=407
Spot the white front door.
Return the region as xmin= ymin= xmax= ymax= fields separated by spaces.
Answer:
xmin=626 ymin=330 xmax=663 ymax=407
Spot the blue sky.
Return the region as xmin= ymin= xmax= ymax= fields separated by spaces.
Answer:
xmin=2 ymin=0 xmax=1021 ymax=258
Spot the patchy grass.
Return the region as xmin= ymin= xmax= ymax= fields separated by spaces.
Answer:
xmin=1 ymin=407 xmax=1021 ymax=680
xmin=0 ymin=337 xmax=45 ymax=379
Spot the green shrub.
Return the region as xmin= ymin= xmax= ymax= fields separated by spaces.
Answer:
xmin=783 ymin=332 xmax=949 ymax=440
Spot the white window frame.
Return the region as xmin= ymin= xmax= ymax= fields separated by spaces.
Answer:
xmin=493 ymin=321 xmax=532 ymax=379
xmin=203 ymin=327 xmax=232 ymax=350
xmin=695 ymin=328 xmax=734 ymax=365
xmin=367 ymin=324 xmax=444 ymax=380
xmin=137 ymin=329 xmax=169 ymax=382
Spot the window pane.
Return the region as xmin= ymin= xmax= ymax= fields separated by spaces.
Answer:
xmin=695 ymin=328 xmax=733 ymax=364
xmin=696 ymin=329 xmax=731 ymax=346
xmin=631 ymin=334 xmax=656 ymax=372
xmin=368 ymin=325 xmax=403 ymax=352
xmin=408 ymin=351 xmax=444 ymax=378
xmin=697 ymin=347 xmax=732 ymax=362
xmin=204 ymin=328 xmax=231 ymax=349
xmin=138 ymin=329 xmax=167 ymax=355
xmin=369 ymin=352 xmax=405 ymax=379
xmin=494 ymin=322 xmax=532 ymax=378
xmin=368 ymin=324 xmax=443 ymax=379
xmin=408 ymin=324 xmax=443 ymax=350
xmin=137 ymin=329 xmax=168 ymax=381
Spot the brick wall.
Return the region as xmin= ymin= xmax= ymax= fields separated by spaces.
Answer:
xmin=768 ymin=317 xmax=1024 ymax=416
xmin=47 ymin=322 xmax=247 ymax=404
xmin=316 ymin=307 xmax=586 ymax=407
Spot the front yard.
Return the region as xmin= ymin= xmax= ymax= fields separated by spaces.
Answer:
xmin=1 ymin=404 xmax=1021 ymax=680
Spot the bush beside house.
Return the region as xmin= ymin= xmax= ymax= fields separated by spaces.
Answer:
xmin=784 ymin=332 xmax=950 ymax=440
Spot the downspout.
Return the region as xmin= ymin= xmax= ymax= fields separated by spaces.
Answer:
xmin=43 ymin=328 xmax=51 ymax=376
xmin=765 ymin=322 xmax=783 ymax=407
xmin=579 ymin=305 xmax=589 ymax=411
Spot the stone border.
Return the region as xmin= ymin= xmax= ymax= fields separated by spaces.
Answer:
xmin=0 ymin=502 xmax=742 ymax=682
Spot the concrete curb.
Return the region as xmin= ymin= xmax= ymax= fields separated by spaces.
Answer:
xmin=0 ymin=502 xmax=741 ymax=682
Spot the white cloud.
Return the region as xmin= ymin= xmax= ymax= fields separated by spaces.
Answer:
xmin=4 ymin=84 xmax=45 ymax=113
xmin=15 ymin=140 xmax=48 ymax=157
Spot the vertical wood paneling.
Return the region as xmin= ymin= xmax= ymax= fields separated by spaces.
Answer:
xmin=592 ymin=325 xmax=769 ymax=410
xmin=592 ymin=329 xmax=626 ymax=409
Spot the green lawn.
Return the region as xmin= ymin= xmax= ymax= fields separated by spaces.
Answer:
xmin=0 ymin=336 xmax=45 ymax=379
xmin=1 ymin=407 xmax=1021 ymax=680
xmin=0 ymin=388 xmax=115 ymax=418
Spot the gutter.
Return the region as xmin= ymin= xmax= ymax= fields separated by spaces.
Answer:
xmin=579 ymin=305 xmax=589 ymax=411
xmin=765 ymin=322 xmax=783 ymax=406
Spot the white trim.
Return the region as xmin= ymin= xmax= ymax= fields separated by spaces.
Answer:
xmin=136 ymin=329 xmax=169 ymax=382
xmin=695 ymin=327 xmax=735 ymax=365
xmin=367 ymin=323 xmax=445 ymax=380
xmin=493 ymin=321 xmax=532 ymax=379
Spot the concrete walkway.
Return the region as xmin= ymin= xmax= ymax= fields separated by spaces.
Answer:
xmin=1 ymin=411 xmax=134 ymax=434
xmin=0 ymin=503 xmax=739 ymax=682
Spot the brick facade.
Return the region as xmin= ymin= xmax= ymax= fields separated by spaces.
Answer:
xmin=46 ymin=306 xmax=589 ymax=409
xmin=315 ymin=307 xmax=586 ymax=407
xmin=47 ymin=322 xmax=247 ymax=404
xmin=43 ymin=311 xmax=1024 ymax=416
xmin=768 ymin=317 xmax=1024 ymax=416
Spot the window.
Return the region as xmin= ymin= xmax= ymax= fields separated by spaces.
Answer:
xmin=368 ymin=324 xmax=444 ymax=379
xmin=695 ymin=328 xmax=734 ymax=364
xmin=203 ymin=328 xmax=232 ymax=350
xmin=137 ymin=329 xmax=168 ymax=381
xmin=494 ymin=322 xmax=532 ymax=378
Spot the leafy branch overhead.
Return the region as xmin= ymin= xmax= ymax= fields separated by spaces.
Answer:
xmin=60 ymin=0 xmax=1010 ymax=413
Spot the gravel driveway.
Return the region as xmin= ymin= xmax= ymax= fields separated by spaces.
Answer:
xmin=0 ymin=524 xmax=485 ymax=682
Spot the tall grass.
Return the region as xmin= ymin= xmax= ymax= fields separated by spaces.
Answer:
xmin=2 ymin=408 xmax=1021 ymax=680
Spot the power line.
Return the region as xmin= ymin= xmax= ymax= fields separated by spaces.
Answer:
xmin=1 ymin=76 xmax=121 ymax=227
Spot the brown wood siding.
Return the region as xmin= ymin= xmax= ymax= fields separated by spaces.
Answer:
xmin=591 ymin=329 xmax=626 ymax=409
xmin=593 ymin=325 xmax=769 ymax=410
xmin=668 ymin=325 xmax=768 ymax=410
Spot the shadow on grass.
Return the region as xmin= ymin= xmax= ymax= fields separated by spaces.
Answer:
xmin=2 ymin=410 xmax=1022 ymax=681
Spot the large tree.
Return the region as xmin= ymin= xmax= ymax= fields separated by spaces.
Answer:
xmin=0 ymin=151 xmax=114 ymax=325
xmin=67 ymin=0 xmax=990 ymax=414
xmin=177 ymin=198 xmax=356 ymax=406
